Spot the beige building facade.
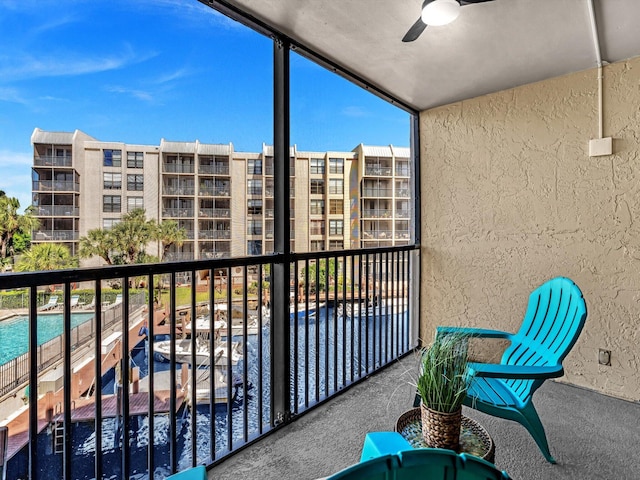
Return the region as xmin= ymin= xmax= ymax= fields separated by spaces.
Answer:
xmin=31 ymin=129 xmax=411 ymax=267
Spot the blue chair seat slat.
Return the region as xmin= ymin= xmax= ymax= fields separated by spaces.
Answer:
xmin=468 ymin=377 xmax=516 ymax=407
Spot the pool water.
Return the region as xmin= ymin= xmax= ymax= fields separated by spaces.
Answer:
xmin=0 ymin=312 xmax=95 ymax=364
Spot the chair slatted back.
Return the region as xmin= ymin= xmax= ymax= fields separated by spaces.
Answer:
xmin=502 ymin=277 xmax=587 ymax=402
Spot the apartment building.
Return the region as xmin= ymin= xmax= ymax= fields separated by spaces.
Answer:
xmin=31 ymin=128 xmax=411 ymax=267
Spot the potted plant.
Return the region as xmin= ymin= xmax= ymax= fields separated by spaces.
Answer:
xmin=416 ymin=332 xmax=472 ymax=451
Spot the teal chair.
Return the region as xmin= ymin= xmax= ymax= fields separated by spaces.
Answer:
xmin=328 ymin=447 xmax=510 ymax=479
xmin=437 ymin=276 xmax=587 ymax=463
xmin=166 ymin=465 xmax=207 ymax=480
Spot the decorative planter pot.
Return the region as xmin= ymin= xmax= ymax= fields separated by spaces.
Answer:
xmin=420 ymin=402 xmax=462 ymax=451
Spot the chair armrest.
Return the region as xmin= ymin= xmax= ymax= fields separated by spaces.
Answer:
xmin=436 ymin=326 xmax=514 ymax=340
xmin=468 ymin=362 xmax=564 ymax=379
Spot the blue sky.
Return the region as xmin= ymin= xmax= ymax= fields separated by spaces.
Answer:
xmin=0 ymin=0 xmax=410 ymax=212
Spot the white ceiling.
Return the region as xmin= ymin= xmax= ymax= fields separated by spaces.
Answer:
xmin=218 ymin=0 xmax=640 ymax=111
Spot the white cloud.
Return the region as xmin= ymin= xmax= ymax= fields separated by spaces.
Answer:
xmin=342 ymin=106 xmax=369 ymax=118
xmin=0 ymin=47 xmax=157 ymax=82
xmin=0 ymin=149 xmax=33 ymax=167
xmin=105 ymin=85 xmax=156 ymax=103
xmin=0 ymin=87 xmax=28 ymax=105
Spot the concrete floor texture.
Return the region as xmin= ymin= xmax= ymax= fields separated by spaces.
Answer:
xmin=208 ymin=356 xmax=640 ymax=480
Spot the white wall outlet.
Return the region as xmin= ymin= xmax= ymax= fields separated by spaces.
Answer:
xmin=589 ymin=137 xmax=613 ymax=157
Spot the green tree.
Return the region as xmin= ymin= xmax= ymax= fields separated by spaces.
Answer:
xmin=0 ymin=193 xmax=39 ymax=264
xmin=78 ymin=209 xmax=186 ymax=266
xmin=15 ymin=243 xmax=77 ymax=272
xmin=156 ymin=219 xmax=186 ymax=261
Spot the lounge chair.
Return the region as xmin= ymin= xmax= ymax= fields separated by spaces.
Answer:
xmin=69 ymin=295 xmax=80 ymax=309
xmin=38 ymin=295 xmax=59 ymax=311
xmin=435 ymin=276 xmax=587 ymax=463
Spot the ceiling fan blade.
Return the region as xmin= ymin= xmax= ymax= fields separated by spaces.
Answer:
xmin=460 ymin=0 xmax=495 ymax=4
xmin=402 ymin=17 xmax=427 ymax=42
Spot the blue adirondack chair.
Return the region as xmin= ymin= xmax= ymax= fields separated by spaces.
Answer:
xmin=436 ymin=276 xmax=587 ymax=463
xmin=328 ymin=446 xmax=511 ymax=479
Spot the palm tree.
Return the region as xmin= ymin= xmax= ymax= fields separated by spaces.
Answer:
xmin=16 ymin=243 xmax=77 ymax=272
xmin=0 ymin=194 xmax=39 ymax=263
xmin=78 ymin=228 xmax=115 ymax=265
xmin=156 ymin=219 xmax=186 ymax=261
xmin=111 ymin=209 xmax=156 ymax=264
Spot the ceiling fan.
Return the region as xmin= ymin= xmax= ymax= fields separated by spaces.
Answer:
xmin=402 ymin=0 xmax=496 ymax=42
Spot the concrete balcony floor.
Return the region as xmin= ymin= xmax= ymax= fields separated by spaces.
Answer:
xmin=209 ymin=355 xmax=640 ymax=480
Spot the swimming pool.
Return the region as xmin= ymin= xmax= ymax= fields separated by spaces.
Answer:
xmin=0 ymin=312 xmax=95 ymax=364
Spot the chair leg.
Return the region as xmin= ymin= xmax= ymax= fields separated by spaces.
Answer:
xmin=518 ymin=402 xmax=556 ymax=464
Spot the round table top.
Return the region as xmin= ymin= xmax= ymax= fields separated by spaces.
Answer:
xmin=395 ymin=408 xmax=495 ymax=463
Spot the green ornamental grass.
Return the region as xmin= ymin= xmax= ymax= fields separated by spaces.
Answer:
xmin=417 ymin=333 xmax=473 ymax=413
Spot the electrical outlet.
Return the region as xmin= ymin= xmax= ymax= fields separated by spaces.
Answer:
xmin=598 ymin=349 xmax=611 ymax=366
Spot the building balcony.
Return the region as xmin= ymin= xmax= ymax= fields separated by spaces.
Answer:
xmin=198 ymin=230 xmax=231 ymax=240
xmin=362 ymin=188 xmax=393 ymax=197
xmin=364 ymin=166 xmax=393 ymax=176
xmin=162 ymin=208 xmax=194 ymax=218
xmin=163 ymin=186 xmax=195 ymax=196
xmin=362 ymin=208 xmax=392 ymax=218
xmin=34 ymin=206 xmax=79 ymax=217
xmin=198 ymin=188 xmax=230 ymax=197
xmin=32 ymin=181 xmax=80 ymax=193
xmin=0 ymin=246 xmax=417 ymax=480
xmin=198 ymin=164 xmax=229 ymax=175
xmin=163 ymin=163 xmax=195 ymax=174
xmin=198 ymin=208 xmax=230 ymax=218
xmin=33 ymin=156 xmax=73 ymax=167
xmin=32 ymin=230 xmax=78 ymax=241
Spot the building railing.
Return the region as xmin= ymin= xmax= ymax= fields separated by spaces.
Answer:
xmin=163 ymin=208 xmax=195 ymax=218
xmin=32 ymin=181 xmax=80 ymax=193
xmin=362 ymin=209 xmax=392 ymax=218
xmin=198 ymin=230 xmax=231 ymax=240
xmin=163 ymin=163 xmax=195 ymax=174
xmin=33 ymin=156 xmax=73 ymax=167
xmin=32 ymin=230 xmax=78 ymax=241
xmin=364 ymin=166 xmax=393 ymax=176
xmin=198 ymin=188 xmax=230 ymax=197
xmin=362 ymin=188 xmax=393 ymax=197
xmin=198 ymin=208 xmax=231 ymax=218
xmin=34 ymin=206 xmax=80 ymax=217
xmin=198 ymin=165 xmax=230 ymax=175
xmin=163 ymin=186 xmax=196 ymax=196
xmin=0 ymin=245 xmax=418 ymax=480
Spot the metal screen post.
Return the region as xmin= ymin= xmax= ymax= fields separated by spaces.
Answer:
xmin=271 ymin=35 xmax=292 ymax=426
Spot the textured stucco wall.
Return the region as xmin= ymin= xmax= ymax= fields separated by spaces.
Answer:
xmin=419 ymin=57 xmax=640 ymax=402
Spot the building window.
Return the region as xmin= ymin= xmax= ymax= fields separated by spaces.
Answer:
xmin=310 ymin=199 xmax=325 ymax=215
xmin=329 ymin=240 xmax=344 ymax=250
xmin=310 ymin=158 xmax=325 ymax=174
xmin=329 ymin=219 xmax=343 ymax=235
xmin=127 ymin=196 xmax=144 ymax=212
xmin=329 ymin=178 xmax=343 ymax=195
xmin=103 ymin=218 xmax=120 ymax=229
xmin=247 ymin=240 xmax=262 ymax=255
xmin=127 ymin=151 xmax=144 ymax=168
xmin=310 ymin=240 xmax=325 ymax=251
xmin=329 ymin=158 xmax=344 ymax=174
xmin=329 ymin=199 xmax=343 ymax=214
xmin=103 ymin=195 xmax=121 ymax=213
xmin=247 ymin=219 xmax=263 ymax=235
xmin=127 ymin=174 xmax=144 ymax=191
xmin=248 ymin=159 xmax=262 ymax=175
xmin=247 ymin=179 xmax=262 ymax=196
xmin=310 ymin=179 xmax=325 ymax=195
xmin=310 ymin=219 xmax=325 ymax=236
xmin=247 ymin=199 xmax=262 ymax=215
xmin=103 ymin=149 xmax=122 ymax=167
xmin=103 ymin=173 xmax=122 ymax=190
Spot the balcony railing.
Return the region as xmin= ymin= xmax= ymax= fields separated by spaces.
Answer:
xmin=163 ymin=186 xmax=195 ymax=196
xmin=364 ymin=166 xmax=393 ymax=176
xmin=198 ymin=165 xmax=230 ymax=175
xmin=198 ymin=188 xmax=230 ymax=197
xmin=362 ymin=209 xmax=392 ymax=218
xmin=32 ymin=230 xmax=78 ymax=241
xmin=198 ymin=230 xmax=231 ymax=240
xmin=361 ymin=230 xmax=393 ymax=240
xmin=32 ymin=181 xmax=80 ymax=193
xmin=362 ymin=188 xmax=393 ymax=197
xmin=163 ymin=208 xmax=194 ymax=218
xmin=34 ymin=206 xmax=79 ymax=217
xmin=0 ymin=245 xmax=417 ymax=480
xmin=33 ymin=156 xmax=73 ymax=167
xmin=198 ymin=208 xmax=230 ymax=218
xmin=163 ymin=163 xmax=195 ymax=174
